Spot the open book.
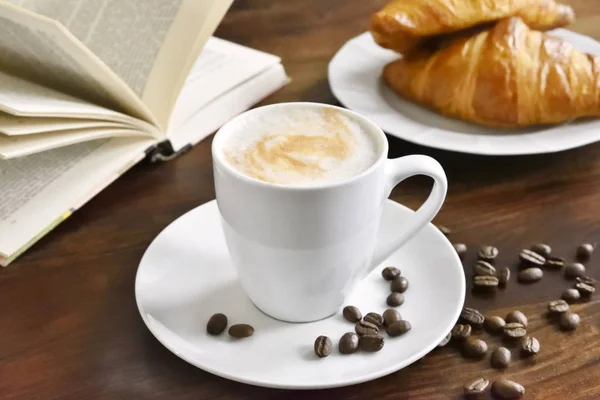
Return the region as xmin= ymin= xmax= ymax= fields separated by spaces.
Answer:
xmin=0 ymin=0 xmax=288 ymax=266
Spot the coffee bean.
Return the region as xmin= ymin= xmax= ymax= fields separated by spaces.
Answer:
xmin=382 ymin=309 xmax=402 ymax=327
xmin=575 ymin=282 xmax=595 ymax=297
xmin=453 ymin=243 xmax=467 ymax=259
xmin=438 ymin=332 xmax=451 ymax=347
xmin=460 ymin=307 xmax=485 ymax=326
xmin=381 ymin=266 xmax=401 ymax=281
xmin=390 ymin=276 xmax=409 ymax=293
xmin=473 ymin=260 xmax=496 ymax=277
xmin=559 ymin=312 xmax=580 ymax=330
xmin=338 ymin=332 xmax=359 ymax=354
xmin=519 ymin=249 xmax=545 ymax=266
xmin=464 ymin=377 xmax=490 ymax=398
xmin=355 ymin=321 xmax=379 ymax=336
xmin=360 ymin=334 xmax=384 ymax=352
xmin=564 ymin=263 xmax=586 ymax=279
xmin=490 ymin=346 xmax=511 ymax=369
xmin=562 ymin=288 xmax=581 ymax=303
xmin=387 ymin=320 xmax=411 ymax=337
xmin=484 ymin=316 xmax=506 ymax=334
xmin=548 ymin=299 xmax=569 ymax=314
xmin=451 ymin=323 xmax=472 ymax=340
xmin=478 ymin=245 xmax=498 ymax=261
xmin=545 ymin=256 xmax=566 ymax=269
xmin=438 ymin=225 xmax=451 ymax=236
xmin=576 ymin=276 xmax=597 ymax=286
xmin=517 ymin=267 xmax=543 ymax=283
xmin=499 ymin=267 xmax=511 ymax=286
xmin=314 ymin=336 xmax=332 ymax=358
xmin=492 ymin=379 xmax=525 ymax=399
xmin=505 ymin=311 xmax=528 ymax=327
xmin=531 ymin=243 xmax=551 ymax=257
xmin=473 ymin=275 xmax=499 ymax=288
xmin=463 ymin=338 xmax=488 ymax=358
xmin=386 ymin=292 xmax=405 ymax=307
xmin=206 ymin=313 xmax=228 ymax=335
xmin=503 ymin=322 xmax=526 ymax=338
xmin=364 ymin=312 xmax=384 ymax=328
xmin=577 ymin=243 xmax=595 ymax=261
xmin=228 ymin=324 xmax=254 ymax=338
xmin=343 ymin=306 xmax=362 ymax=323
xmin=521 ymin=336 xmax=540 ymax=355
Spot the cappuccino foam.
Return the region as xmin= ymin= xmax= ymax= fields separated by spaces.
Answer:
xmin=222 ymin=108 xmax=379 ymax=185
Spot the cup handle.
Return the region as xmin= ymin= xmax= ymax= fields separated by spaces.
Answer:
xmin=369 ymin=155 xmax=447 ymax=269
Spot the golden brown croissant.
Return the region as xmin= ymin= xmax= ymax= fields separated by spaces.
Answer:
xmin=371 ymin=0 xmax=575 ymax=55
xmin=382 ymin=17 xmax=600 ymax=128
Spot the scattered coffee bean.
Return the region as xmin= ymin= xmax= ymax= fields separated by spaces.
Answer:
xmin=338 ymin=332 xmax=359 ymax=355
xmin=387 ymin=320 xmax=412 ymax=337
xmin=545 ymin=256 xmax=566 ymax=269
xmin=206 ymin=313 xmax=228 ymax=335
xmin=548 ymin=299 xmax=569 ymax=314
xmin=386 ymin=292 xmax=405 ymax=307
xmin=478 ymin=245 xmax=498 ymax=261
xmin=564 ymin=262 xmax=586 ymax=279
xmin=463 ymin=338 xmax=488 ymax=358
xmin=390 ymin=276 xmax=409 ymax=293
xmin=519 ymin=249 xmax=545 ymax=266
xmin=438 ymin=225 xmax=451 ymax=236
xmin=364 ymin=312 xmax=384 ymax=328
xmin=484 ymin=316 xmax=506 ymax=334
xmin=518 ymin=267 xmax=543 ymax=283
xmin=577 ymin=243 xmax=595 ymax=261
xmin=473 ymin=260 xmax=497 ymax=277
xmin=228 ymin=324 xmax=254 ymax=338
xmin=451 ymin=323 xmax=472 ymax=340
xmin=492 ymin=379 xmax=525 ymax=399
xmin=521 ymin=336 xmax=540 ymax=356
xmin=503 ymin=322 xmax=526 ymax=338
xmin=576 ymin=276 xmax=597 ymax=286
xmin=382 ymin=309 xmax=402 ymax=326
xmin=531 ymin=243 xmax=551 ymax=257
xmin=343 ymin=306 xmax=362 ymax=323
xmin=355 ymin=320 xmax=379 ymax=336
xmin=562 ymin=288 xmax=581 ymax=303
xmin=499 ymin=267 xmax=511 ymax=286
xmin=461 ymin=307 xmax=485 ymax=326
xmin=559 ymin=312 xmax=580 ymax=331
xmin=490 ymin=346 xmax=511 ymax=369
xmin=575 ymin=282 xmax=595 ymax=297
xmin=381 ymin=266 xmax=401 ymax=281
xmin=473 ymin=275 xmax=499 ymax=288
xmin=464 ymin=377 xmax=490 ymax=398
xmin=438 ymin=332 xmax=452 ymax=347
xmin=505 ymin=310 xmax=528 ymax=327
xmin=453 ymin=243 xmax=467 ymax=259
xmin=314 ymin=336 xmax=332 ymax=358
xmin=360 ymin=334 xmax=385 ymax=352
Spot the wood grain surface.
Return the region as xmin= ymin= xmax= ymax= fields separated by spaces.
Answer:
xmin=1 ymin=1 xmax=599 ymax=399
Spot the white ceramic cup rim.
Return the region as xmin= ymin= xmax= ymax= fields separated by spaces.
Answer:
xmin=211 ymin=102 xmax=389 ymax=191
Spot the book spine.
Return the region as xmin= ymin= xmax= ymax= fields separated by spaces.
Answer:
xmin=145 ymin=140 xmax=192 ymax=162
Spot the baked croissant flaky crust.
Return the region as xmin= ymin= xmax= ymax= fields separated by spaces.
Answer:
xmin=383 ymin=17 xmax=600 ymax=128
xmin=371 ymin=0 xmax=575 ymax=55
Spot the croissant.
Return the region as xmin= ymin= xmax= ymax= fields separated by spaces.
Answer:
xmin=382 ymin=17 xmax=600 ymax=128
xmin=371 ymin=0 xmax=575 ymax=55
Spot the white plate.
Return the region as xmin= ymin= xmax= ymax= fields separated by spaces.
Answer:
xmin=135 ymin=200 xmax=465 ymax=389
xmin=328 ymin=31 xmax=600 ymax=156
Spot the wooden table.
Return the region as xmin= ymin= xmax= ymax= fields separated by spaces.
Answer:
xmin=1 ymin=1 xmax=599 ymax=398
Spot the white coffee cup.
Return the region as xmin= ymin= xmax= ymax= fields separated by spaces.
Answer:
xmin=212 ymin=103 xmax=447 ymax=323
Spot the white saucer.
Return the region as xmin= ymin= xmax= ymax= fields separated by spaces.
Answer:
xmin=135 ymin=200 xmax=465 ymax=389
xmin=328 ymin=31 xmax=600 ymax=156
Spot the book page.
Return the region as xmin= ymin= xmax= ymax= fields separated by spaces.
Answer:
xmin=0 ymin=137 xmax=154 ymax=265
xmin=0 ymin=113 xmax=128 ymax=136
xmin=5 ymin=0 xmax=233 ymax=129
xmin=0 ymin=2 xmax=156 ymax=125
